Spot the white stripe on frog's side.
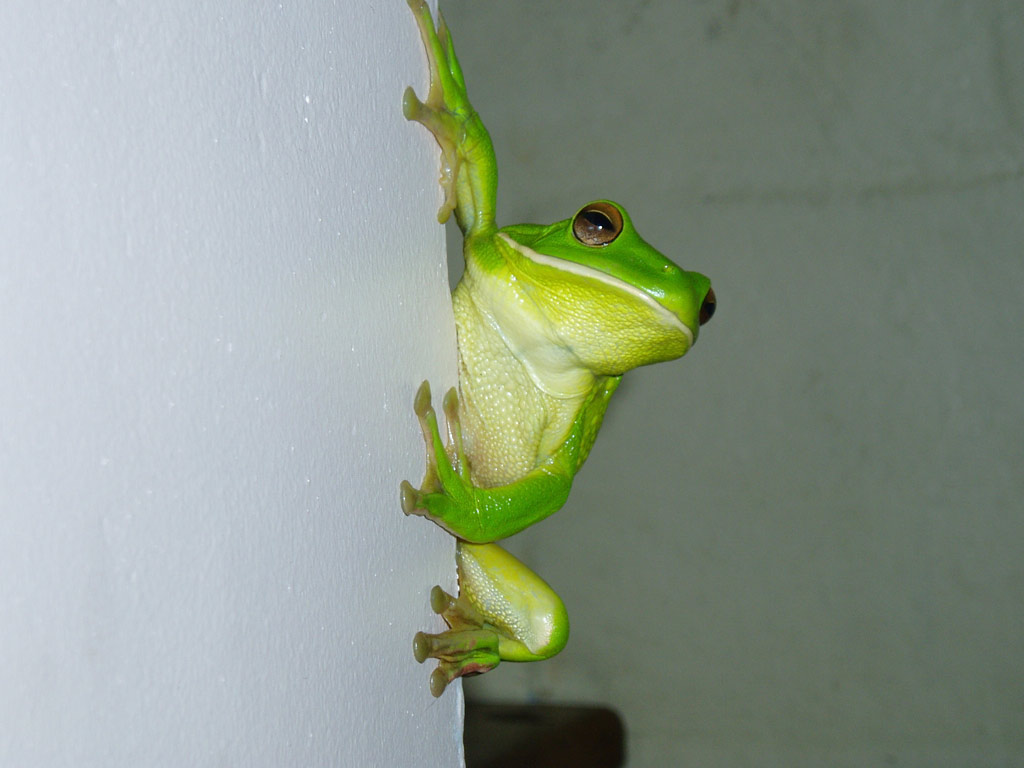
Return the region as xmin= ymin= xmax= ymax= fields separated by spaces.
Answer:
xmin=497 ymin=233 xmax=694 ymax=346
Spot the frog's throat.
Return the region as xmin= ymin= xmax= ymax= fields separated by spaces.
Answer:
xmin=496 ymin=233 xmax=694 ymax=347
xmin=458 ymin=282 xmax=594 ymax=401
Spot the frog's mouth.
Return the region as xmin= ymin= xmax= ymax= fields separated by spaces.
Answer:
xmin=497 ymin=233 xmax=696 ymax=346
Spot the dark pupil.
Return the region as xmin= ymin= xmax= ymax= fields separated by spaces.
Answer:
xmin=582 ymin=210 xmax=612 ymax=233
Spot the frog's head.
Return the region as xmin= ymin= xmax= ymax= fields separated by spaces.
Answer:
xmin=498 ymin=200 xmax=715 ymax=375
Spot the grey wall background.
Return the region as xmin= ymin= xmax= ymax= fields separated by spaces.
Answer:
xmin=440 ymin=1 xmax=1023 ymax=765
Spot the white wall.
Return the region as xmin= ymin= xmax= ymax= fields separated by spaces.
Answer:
xmin=0 ymin=1 xmax=463 ymax=766
xmin=442 ymin=1 xmax=1024 ymax=766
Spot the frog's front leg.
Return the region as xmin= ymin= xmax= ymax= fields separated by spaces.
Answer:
xmin=403 ymin=0 xmax=497 ymax=235
xmin=400 ymin=381 xmax=572 ymax=543
xmin=414 ymin=541 xmax=569 ymax=697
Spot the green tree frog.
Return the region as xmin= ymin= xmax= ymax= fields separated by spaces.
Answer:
xmin=400 ymin=0 xmax=716 ymax=697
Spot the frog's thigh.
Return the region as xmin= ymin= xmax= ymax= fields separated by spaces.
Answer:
xmin=456 ymin=541 xmax=569 ymax=662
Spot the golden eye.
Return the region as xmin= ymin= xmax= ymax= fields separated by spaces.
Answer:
xmin=572 ymin=201 xmax=623 ymax=246
xmin=699 ymin=287 xmax=716 ymax=326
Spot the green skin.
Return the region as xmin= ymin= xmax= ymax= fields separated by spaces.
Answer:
xmin=400 ymin=0 xmax=716 ymax=698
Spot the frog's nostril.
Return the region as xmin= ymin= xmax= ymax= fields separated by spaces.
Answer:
xmin=699 ymin=287 xmax=716 ymax=326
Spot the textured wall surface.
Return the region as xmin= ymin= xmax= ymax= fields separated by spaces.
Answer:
xmin=0 ymin=1 xmax=463 ymax=765
xmin=442 ymin=1 xmax=1024 ymax=765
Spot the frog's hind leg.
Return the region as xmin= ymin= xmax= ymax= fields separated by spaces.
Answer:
xmin=413 ymin=541 xmax=569 ymax=697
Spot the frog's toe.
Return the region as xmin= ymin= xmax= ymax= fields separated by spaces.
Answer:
xmin=400 ymin=480 xmax=422 ymax=516
xmin=413 ymin=380 xmax=433 ymax=419
xmin=402 ymin=86 xmax=423 ymax=121
xmin=429 ymin=659 xmax=482 ymax=698
xmin=441 ymin=387 xmax=460 ymax=423
xmin=429 ymin=666 xmax=453 ymax=698
xmin=437 ymin=189 xmax=456 ymax=225
xmin=412 ymin=630 xmax=433 ymax=663
xmin=429 ymin=584 xmax=455 ymax=615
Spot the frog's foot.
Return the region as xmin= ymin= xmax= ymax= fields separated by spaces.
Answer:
xmin=400 ymin=381 xmax=475 ymax=536
xmin=402 ymin=0 xmax=472 ymax=223
xmin=413 ymin=585 xmax=501 ymax=697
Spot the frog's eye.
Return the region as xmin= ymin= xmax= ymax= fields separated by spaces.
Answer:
xmin=699 ymin=287 xmax=716 ymax=326
xmin=572 ymin=202 xmax=623 ymax=246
